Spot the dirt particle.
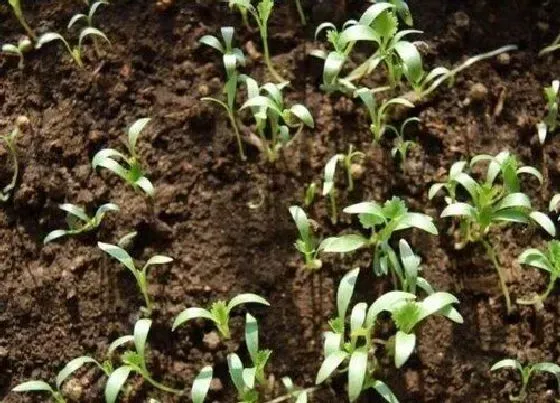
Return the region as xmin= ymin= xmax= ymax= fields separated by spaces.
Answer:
xmin=210 ymin=377 xmax=223 ymax=392
xmin=469 ymin=83 xmax=489 ymax=102
xmin=62 ymin=378 xmax=83 ymax=401
xmin=202 ymin=331 xmax=221 ymax=351
xmin=497 ymin=53 xmax=511 ymax=65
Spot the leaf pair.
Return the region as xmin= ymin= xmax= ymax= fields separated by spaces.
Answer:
xmin=200 ymin=26 xmax=245 ymax=78
xmin=2 ymin=37 xmax=32 ymax=69
xmin=289 ymin=206 xmax=322 ymax=270
xmin=517 ymin=240 xmax=560 ymax=304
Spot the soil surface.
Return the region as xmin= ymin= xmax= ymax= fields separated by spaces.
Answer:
xmin=2 ymin=0 xmax=560 ymax=402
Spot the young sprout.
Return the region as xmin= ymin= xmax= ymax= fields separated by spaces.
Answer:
xmin=435 ymin=152 xmax=556 ymax=313
xmin=200 ymin=28 xmax=247 ymax=160
xmin=172 ymin=293 xmax=269 ymax=339
xmin=303 ymin=182 xmax=317 ymax=207
xmin=98 ymin=242 xmax=173 ymax=315
xmin=7 ymin=0 xmax=35 ymax=39
xmin=355 ymin=87 xmax=414 ymax=143
xmin=241 ymin=76 xmax=314 ymax=162
xmin=539 ymin=32 xmax=560 ymax=56
xmin=105 ymin=319 xmax=182 ymax=403
xmin=0 ymin=124 xmax=21 ymax=202
xmin=490 ymin=359 xmax=560 ymax=401
xmin=2 ymin=36 xmax=32 ymax=69
xmin=67 ymin=1 xmax=109 ymax=57
xmin=43 ymin=203 xmax=119 ymax=244
xmin=229 ymin=0 xmax=285 ymax=82
xmin=537 ymin=80 xmax=559 ymax=145
xmin=517 ymin=240 xmax=560 ymax=306
xmin=12 ymin=355 xmax=109 ymax=403
xmin=319 ymin=197 xmax=437 ymax=289
xmin=397 ymin=239 xmax=433 ymax=295
xmin=388 ymin=117 xmax=418 ymax=173
xmin=294 ymin=0 xmax=306 ymax=25
xmin=428 ymin=160 xmax=468 ymax=203
xmin=289 ymin=205 xmax=322 ymax=270
xmin=92 ymin=118 xmax=155 ymax=196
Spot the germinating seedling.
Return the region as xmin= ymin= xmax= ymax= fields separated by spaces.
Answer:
xmin=0 ymin=124 xmax=20 ymax=202
xmin=92 ymin=118 xmax=155 ymax=196
xmin=388 ymin=117 xmax=418 ymax=174
xmin=67 ymin=1 xmax=109 ymax=57
xmin=434 ymin=152 xmax=556 ymax=313
xmin=289 ymin=205 xmax=322 ymax=270
xmin=43 ymin=203 xmax=119 ymax=244
xmin=241 ymin=76 xmax=314 ymax=162
xmin=12 ymin=355 xmax=110 ymax=403
xmin=2 ymin=36 xmax=32 ymax=69
xmin=98 ymin=242 xmax=173 ymax=315
xmin=517 ymin=240 xmax=560 ymax=306
xmin=200 ymin=27 xmax=247 ymax=160
xmin=537 ymin=80 xmax=559 ymax=145
xmin=355 ymin=87 xmax=414 ymax=143
xmin=491 ymin=359 xmax=560 ymax=401
xmin=105 ymin=319 xmax=182 ymax=403
xmin=172 ymin=293 xmax=269 ymax=339
xmin=7 ymin=0 xmax=35 ymax=39
xmin=319 ymin=197 xmax=438 ymax=288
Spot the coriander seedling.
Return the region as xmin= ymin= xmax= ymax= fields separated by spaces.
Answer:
xmin=436 ymin=153 xmax=556 ymax=313
xmin=12 ymin=355 xmax=109 ymax=403
xmin=98 ymin=242 xmax=173 ymax=315
xmin=388 ymin=117 xmax=418 ymax=173
xmin=374 ymin=0 xmax=413 ymax=26
xmin=92 ymin=118 xmax=155 ymax=196
xmin=537 ymin=80 xmax=559 ymax=145
xmin=490 ymin=359 xmax=560 ymax=401
xmin=105 ymin=319 xmax=182 ymax=403
xmin=2 ymin=36 xmax=32 ymax=69
xmin=241 ymin=76 xmax=314 ymax=162
xmin=289 ymin=205 xmax=322 ymax=270
xmin=355 ymin=87 xmax=414 ymax=143
xmin=320 ymin=197 xmax=438 ymax=288
xmin=7 ymin=0 xmax=35 ymax=39
xmin=67 ymin=1 xmax=109 ymax=57
xmin=43 ymin=203 xmax=119 ymax=244
xmin=172 ymin=293 xmax=269 ymax=339
xmin=0 ymin=124 xmax=20 ymax=202
xmin=517 ymin=240 xmax=560 ymax=306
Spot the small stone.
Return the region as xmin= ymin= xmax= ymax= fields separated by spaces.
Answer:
xmin=203 ymin=331 xmax=221 ymax=351
xmin=497 ymin=53 xmax=511 ymax=65
xmin=469 ymin=83 xmax=488 ymax=102
xmin=209 ymin=378 xmax=223 ymax=392
xmin=350 ymin=163 xmax=365 ymax=180
xmin=62 ymin=378 xmax=83 ymax=401
xmin=15 ymin=115 xmax=30 ymax=128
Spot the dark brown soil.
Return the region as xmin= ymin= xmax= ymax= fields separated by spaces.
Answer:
xmin=2 ymin=0 xmax=560 ymax=402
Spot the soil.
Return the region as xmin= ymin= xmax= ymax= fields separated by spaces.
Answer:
xmin=2 ymin=0 xmax=560 ymax=402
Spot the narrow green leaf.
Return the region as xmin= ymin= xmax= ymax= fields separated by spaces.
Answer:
xmin=322 ymin=155 xmax=342 ymax=196
xmin=441 ymin=203 xmax=476 ymax=218
xmin=316 ymin=351 xmax=349 ymax=384
xmin=319 ymin=234 xmax=368 ymax=253
xmin=359 ymin=3 xmax=394 ymax=26
xmin=366 ymin=291 xmax=416 ymax=326
xmin=98 ymin=242 xmax=136 ymax=272
xmin=12 ymin=380 xmax=54 ymax=393
xmin=394 ymin=41 xmax=424 ymax=84
xmin=348 ymin=349 xmax=368 ymax=402
xmin=289 ymin=206 xmax=310 ymax=242
xmin=532 ymin=362 xmax=560 ymax=375
xmin=518 ymin=248 xmax=551 ymax=271
xmin=350 ymin=302 xmax=367 ymax=335
xmin=245 ymin=313 xmax=259 ymax=364
xmin=145 ymin=255 xmax=173 ymax=266
xmin=496 ymin=193 xmax=531 ymax=211
xmin=395 ymin=331 xmax=416 ymax=368
xmin=78 ymin=26 xmax=110 ymax=49
xmin=133 ymin=318 xmax=152 ymax=360
xmin=192 ymin=366 xmax=213 ymax=403
xmin=105 ymin=367 xmax=132 ymax=403
xmin=127 ymin=118 xmax=151 ymax=155
xmin=135 ymin=176 xmax=155 ymax=196
xmin=418 ymin=292 xmax=459 ymax=322
xmin=372 ymin=380 xmax=399 ymax=403
xmin=68 ymin=14 xmax=87 ymax=29
xmin=530 ymin=211 xmax=557 ymax=237
xmin=290 ymin=104 xmax=314 ymax=128
xmin=59 ymin=203 xmax=90 ymax=222
xmin=517 ymin=166 xmax=543 ymax=185
xmin=490 ymin=359 xmax=523 ymax=373
xmin=337 ymin=268 xmax=359 ymax=320
xmin=56 ymin=356 xmax=98 ymax=389
xmin=36 ymin=32 xmax=67 ymax=49
xmin=227 ymin=353 xmax=245 ymax=392
xmin=43 ymin=229 xmax=70 ymax=244
xmin=107 ymin=335 xmax=134 ymax=356
xmin=323 ymin=331 xmax=343 ymax=357
xmin=339 ymin=25 xmax=380 ymax=45
xmin=172 ymin=307 xmax=214 ymax=331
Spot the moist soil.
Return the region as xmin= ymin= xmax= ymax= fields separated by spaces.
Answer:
xmin=2 ymin=0 xmax=560 ymax=402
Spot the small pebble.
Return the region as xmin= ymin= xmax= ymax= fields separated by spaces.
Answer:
xmin=469 ymin=83 xmax=488 ymax=101
xmin=203 ymin=331 xmax=221 ymax=351
xmin=497 ymin=53 xmax=510 ymax=65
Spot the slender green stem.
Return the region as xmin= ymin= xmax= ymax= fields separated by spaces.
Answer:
xmin=142 ymin=372 xmax=183 ymax=395
xmin=12 ymin=4 xmax=36 ymax=40
xmin=227 ymin=109 xmax=246 ymax=161
xmin=482 ymin=239 xmax=512 ymax=314
xmin=260 ymin=27 xmax=285 ymax=83
xmin=265 ymin=387 xmax=318 ymax=403
xmin=294 ymin=0 xmax=306 ymax=25
xmin=137 ymin=272 xmax=152 ymax=315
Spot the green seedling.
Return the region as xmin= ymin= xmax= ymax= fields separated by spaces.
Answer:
xmin=428 ymin=161 xmax=468 ymax=203
xmin=92 ymin=118 xmax=154 ymax=196
xmin=289 ymin=205 xmax=321 ymax=270
xmin=67 ymin=0 xmax=109 ymax=57
xmin=230 ymin=0 xmax=285 ymax=82
xmin=98 ymin=242 xmax=173 ymax=315
xmin=7 ymin=0 xmax=35 ymax=39
xmin=540 ymin=32 xmax=560 ymax=56
xmin=355 ymin=87 xmax=414 ymax=143
xmin=374 ymin=0 xmax=413 ymax=26
xmin=172 ymin=293 xmax=269 ymax=339
xmin=550 ymin=194 xmax=560 ymax=213
xmin=43 ymin=203 xmax=119 ymax=244
xmin=12 ymin=355 xmax=109 ymax=403
xmin=36 ymin=26 xmax=109 ymax=68
xmin=537 ymin=80 xmax=559 ymax=145
xmin=304 ymin=182 xmax=317 ymax=207
xmin=490 ymin=359 xmax=560 ymax=401
xmin=319 ymin=197 xmax=437 ymax=289
xmin=241 ymin=76 xmax=314 ymax=162
xmin=435 ymin=152 xmax=556 ymax=313
xmin=388 ymin=117 xmax=418 ymax=173
xmin=105 ymin=319 xmax=182 ymax=403
xmin=201 ymin=28 xmax=247 ymax=160
xmin=397 ymin=239 xmax=433 ymax=295
xmin=517 ymin=240 xmax=560 ymax=306
xmin=0 ymin=124 xmax=20 ymax=202
xmin=2 ymin=36 xmax=32 ymax=69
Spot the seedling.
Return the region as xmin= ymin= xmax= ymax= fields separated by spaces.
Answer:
xmin=43 ymin=203 xmax=119 ymax=244
xmin=517 ymin=240 xmax=560 ymax=306
xmin=98 ymin=242 xmax=173 ymax=315
xmin=105 ymin=319 xmax=182 ymax=403
xmin=0 ymin=124 xmax=20 ymax=202
xmin=241 ymin=76 xmax=314 ymax=162
xmin=388 ymin=117 xmax=418 ymax=173
xmin=435 ymin=153 xmax=556 ymax=313
xmin=537 ymin=80 xmax=559 ymax=145
xmin=67 ymin=1 xmax=109 ymax=57
xmin=92 ymin=118 xmax=155 ymax=196
xmin=36 ymin=26 xmax=109 ymax=68
xmin=490 ymin=359 xmax=560 ymax=401
xmin=230 ymin=0 xmax=285 ymax=82
xmin=7 ymin=0 xmax=35 ymax=39
xmin=289 ymin=205 xmax=321 ymax=270
xmin=397 ymin=239 xmax=432 ymax=295
xmin=303 ymin=182 xmax=317 ymax=206
xmin=2 ymin=36 xmax=32 ymax=69
xmin=428 ymin=161 xmax=468 ymax=203
xmin=355 ymin=87 xmax=414 ymax=143
xmin=540 ymin=32 xmax=560 ymax=56
xmin=172 ymin=293 xmax=269 ymax=339
xmin=201 ymin=28 xmax=247 ymax=160
xmin=12 ymin=355 xmax=109 ymax=403
xmin=319 ymin=197 xmax=437 ymax=288
xmin=374 ymin=0 xmax=413 ymax=26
